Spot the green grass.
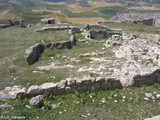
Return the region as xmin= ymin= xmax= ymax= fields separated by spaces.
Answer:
xmin=103 ymin=22 xmax=160 ymax=34
xmin=21 ymin=11 xmax=43 ymax=24
xmin=0 ymin=26 xmax=107 ymax=89
xmin=63 ymin=9 xmax=100 ymax=18
xmin=99 ymin=8 xmax=118 ymax=19
xmin=1 ymin=85 xmax=160 ymax=120
xmin=0 ymin=27 xmax=71 ymax=89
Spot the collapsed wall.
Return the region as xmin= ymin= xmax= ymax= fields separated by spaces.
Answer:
xmin=25 ymin=35 xmax=76 ymax=65
xmin=9 ymin=18 xmax=26 ymax=28
xmin=83 ymin=24 xmax=122 ymax=40
xmin=35 ymin=26 xmax=81 ymax=34
xmin=111 ymin=13 xmax=160 ymax=27
xmin=0 ymin=67 xmax=160 ymax=100
xmin=40 ymin=18 xmax=55 ymax=24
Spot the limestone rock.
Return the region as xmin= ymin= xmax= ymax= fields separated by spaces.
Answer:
xmin=0 ymin=104 xmax=13 ymax=112
xmin=30 ymin=95 xmax=44 ymax=107
xmin=113 ymin=63 xmax=160 ymax=87
xmin=0 ymin=86 xmax=26 ymax=100
xmin=48 ymin=104 xmax=58 ymax=109
xmin=27 ymin=85 xmax=41 ymax=97
xmin=25 ymin=43 xmax=45 ymax=65
xmin=105 ymin=34 xmax=123 ymax=47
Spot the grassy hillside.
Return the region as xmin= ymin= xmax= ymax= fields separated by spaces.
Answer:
xmin=0 ymin=0 xmax=124 ymax=24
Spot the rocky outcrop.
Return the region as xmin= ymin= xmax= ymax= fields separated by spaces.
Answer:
xmin=41 ymin=18 xmax=55 ymax=24
xmin=25 ymin=44 xmax=45 ymax=65
xmin=35 ymin=26 xmax=81 ymax=34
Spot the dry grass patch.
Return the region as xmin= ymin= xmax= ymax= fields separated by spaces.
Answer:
xmin=45 ymin=2 xmax=66 ymax=5
xmin=68 ymin=17 xmax=105 ymax=24
xmin=0 ymin=10 xmax=19 ymax=19
xmin=67 ymin=4 xmax=91 ymax=13
xmin=88 ymin=1 xmax=124 ymax=8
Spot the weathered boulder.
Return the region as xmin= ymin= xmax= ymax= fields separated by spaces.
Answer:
xmin=0 ymin=86 xmax=26 ymax=100
xmin=25 ymin=44 xmax=45 ymax=65
xmin=0 ymin=104 xmax=13 ymax=112
xmin=30 ymin=95 xmax=44 ymax=107
xmin=41 ymin=18 xmax=55 ymax=24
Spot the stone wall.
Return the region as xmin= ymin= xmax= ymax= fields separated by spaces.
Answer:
xmin=0 ymin=24 xmax=10 ymax=29
xmin=25 ymin=44 xmax=45 ymax=65
xmin=84 ymin=29 xmax=122 ymax=40
xmin=45 ymin=35 xmax=76 ymax=50
xmin=35 ymin=26 xmax=81 ymax=34
xmin=0 ymin=67 xmax=160 ymax=100
xmin=84 ymin=24 xmax=111 ymax=31
xmin=25 ymin=35 xmax=76 ymax=65
xmin=111 ymin=13 xmax=160 ymax=27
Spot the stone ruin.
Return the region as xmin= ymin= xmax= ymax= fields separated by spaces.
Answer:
xmin=0 ymin=67 xmax=160 ymax=100
xmin=105 ymin=34 xmax=123 ymax=47
xmin=1 ymin=27 xmax=160 ymax=108
xmin=35 ymin=26 xmax=81 ymax=34
xmin=9 ymin=18 xmax=26 ymax=28
xmin=0 ymin=18 xmax=26 ymax=29
xmin=40 ymin=18 xmax=55 ymax=24
xmin=25 ymin=35 xmax=76 ymax=65
xmin=111 ymin=13 xmax=160 ymax=28
xmin=83 ymin=24 xmax=122 ymax=40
